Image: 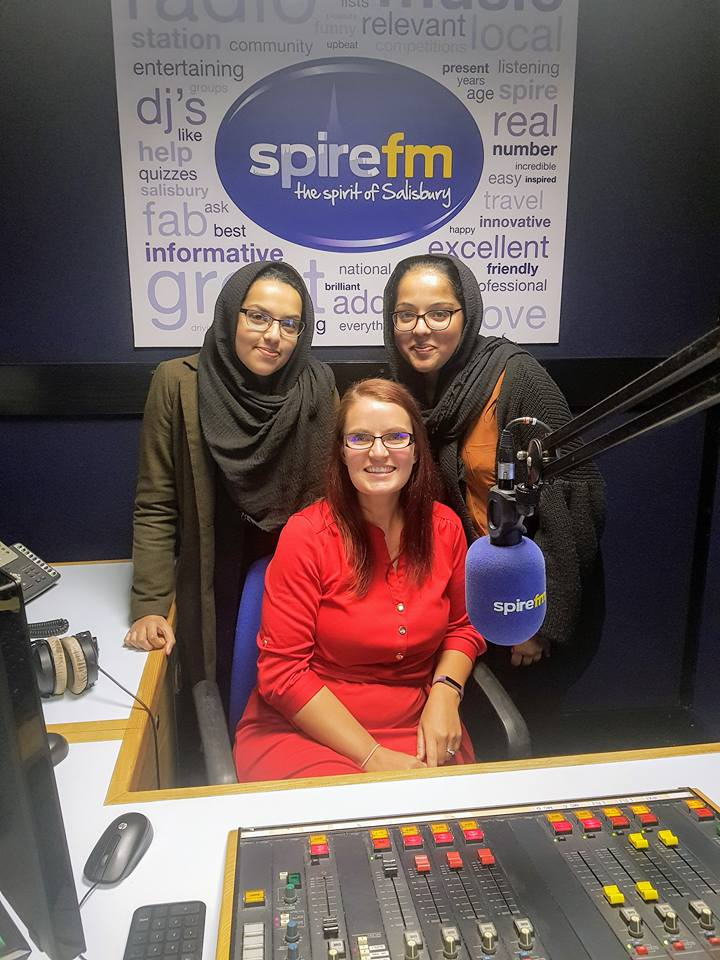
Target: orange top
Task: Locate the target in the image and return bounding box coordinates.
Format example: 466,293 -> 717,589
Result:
460,369 -> 506,536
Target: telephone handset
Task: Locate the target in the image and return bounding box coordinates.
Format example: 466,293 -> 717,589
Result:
0,542 -> 61,603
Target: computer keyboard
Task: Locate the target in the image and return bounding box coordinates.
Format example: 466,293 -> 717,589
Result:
123,901 -> 205,959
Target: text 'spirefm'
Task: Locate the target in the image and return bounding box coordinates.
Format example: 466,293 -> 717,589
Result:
494,591 -> 547,615
249,131 -> 453,196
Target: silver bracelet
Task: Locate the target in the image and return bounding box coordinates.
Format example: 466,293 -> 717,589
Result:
360,742 -> 381,768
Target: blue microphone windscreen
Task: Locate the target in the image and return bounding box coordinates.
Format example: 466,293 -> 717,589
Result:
465,536 -> 546,646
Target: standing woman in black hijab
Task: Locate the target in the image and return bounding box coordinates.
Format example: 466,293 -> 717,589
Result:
124,261 -> 336,707
383,255 -> 605,709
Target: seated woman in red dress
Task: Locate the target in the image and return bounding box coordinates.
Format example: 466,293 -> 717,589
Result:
233,378 -> 486,781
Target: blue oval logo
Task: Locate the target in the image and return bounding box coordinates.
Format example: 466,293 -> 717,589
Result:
215,58 -> 484,253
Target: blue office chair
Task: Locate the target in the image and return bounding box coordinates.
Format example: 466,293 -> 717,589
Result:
227,555 -> 271,734
194,555 -> 531,785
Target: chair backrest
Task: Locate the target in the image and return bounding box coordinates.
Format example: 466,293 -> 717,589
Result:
228,555 -> 272,733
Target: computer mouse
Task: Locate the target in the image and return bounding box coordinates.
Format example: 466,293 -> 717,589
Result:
83,812 -> 153,884
47,732 -> 69,766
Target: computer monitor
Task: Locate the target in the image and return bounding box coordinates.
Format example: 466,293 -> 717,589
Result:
0,569 -> 86,959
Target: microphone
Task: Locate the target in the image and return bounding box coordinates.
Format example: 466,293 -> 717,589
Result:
465,417 -> 549,646
465,532 -> 546,647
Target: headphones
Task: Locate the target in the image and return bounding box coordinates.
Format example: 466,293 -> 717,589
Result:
32,631 -> 99,697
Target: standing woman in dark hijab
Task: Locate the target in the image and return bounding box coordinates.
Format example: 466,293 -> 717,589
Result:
124,261 -> 336,706
383,254 -> 605,696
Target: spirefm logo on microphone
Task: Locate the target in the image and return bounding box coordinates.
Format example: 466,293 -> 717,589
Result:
215,57 -> 483,252
493,591 -> 547,616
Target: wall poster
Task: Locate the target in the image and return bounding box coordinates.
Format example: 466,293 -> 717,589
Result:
111,0 -> 578,347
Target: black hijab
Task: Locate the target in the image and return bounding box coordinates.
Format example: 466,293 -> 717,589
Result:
383,254 -> 527,540
198,261 -> 336,532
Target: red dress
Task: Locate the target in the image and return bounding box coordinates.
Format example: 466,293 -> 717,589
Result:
233,500 -> 485,781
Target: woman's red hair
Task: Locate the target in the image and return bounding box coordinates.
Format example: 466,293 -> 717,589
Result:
326,379 -> 439,595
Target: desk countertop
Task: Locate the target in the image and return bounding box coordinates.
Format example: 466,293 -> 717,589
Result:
54,740 -> 720,960
31,561 -> 147,727
11,562 -> 720,959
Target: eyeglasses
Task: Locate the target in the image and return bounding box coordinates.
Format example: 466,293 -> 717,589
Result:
239,308 -> 305,339
343,431 -> 415,451
392,307 -> 462,332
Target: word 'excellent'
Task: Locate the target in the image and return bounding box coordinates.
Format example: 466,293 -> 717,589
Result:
250,132 -> 452,189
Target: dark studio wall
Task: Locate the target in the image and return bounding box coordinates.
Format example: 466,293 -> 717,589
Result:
0,0 -> 718,723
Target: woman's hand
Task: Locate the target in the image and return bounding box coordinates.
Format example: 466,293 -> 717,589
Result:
123,615 -> 175,655
510,635 -> 550,667
364,746 -> 427,773
416,683 -> 463,767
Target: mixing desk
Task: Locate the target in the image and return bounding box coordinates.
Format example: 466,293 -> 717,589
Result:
223,789 -> 720,960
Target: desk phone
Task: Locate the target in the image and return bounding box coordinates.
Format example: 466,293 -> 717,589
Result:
0,542 -> 61,603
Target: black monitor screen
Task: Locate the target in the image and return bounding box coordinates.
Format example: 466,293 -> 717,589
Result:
0,569 -> 86,959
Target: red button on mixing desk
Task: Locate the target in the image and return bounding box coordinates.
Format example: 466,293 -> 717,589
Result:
610,816 -> 630,830
310,843 -> 329,858
372,837 -> 391,852
694,807 -> 715,821
446,852 -> 463,870
634,947 -> 648,957
580,818 -> 602,832
433,832 -> 453,846
552,821 -> 573,835
414,855 -> 431,874
476,848 -> 495,866
671,942 -> 686,951
707,936 -> 720,945
462,828 -> 484,843
639,813 -> 658,827
403,834 -> 423,849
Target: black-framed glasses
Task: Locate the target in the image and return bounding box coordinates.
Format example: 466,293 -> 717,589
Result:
391,307 -> 462,332
239,308 -> 305,339
344,431 -> 415,451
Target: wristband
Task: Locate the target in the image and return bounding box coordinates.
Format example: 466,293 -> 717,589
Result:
432,675 -> 464,701
360,743 -> 380,769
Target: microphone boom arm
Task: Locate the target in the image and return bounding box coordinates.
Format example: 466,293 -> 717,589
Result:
487,325 -> 720,544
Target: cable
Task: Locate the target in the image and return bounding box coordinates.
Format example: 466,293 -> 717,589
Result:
97,664 -> 161,790
78,882 -> 99,910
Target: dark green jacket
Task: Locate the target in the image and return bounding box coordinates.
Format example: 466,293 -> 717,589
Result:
130,355 -> 218,684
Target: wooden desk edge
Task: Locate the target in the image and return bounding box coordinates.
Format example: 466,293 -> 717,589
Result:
105,740 -> 720,805
47,720 -> 127,743
216,831 -> 238,960
105,649 -> 170,802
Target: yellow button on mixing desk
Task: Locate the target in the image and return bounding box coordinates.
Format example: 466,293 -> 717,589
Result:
602,807 -> 623,818
635,882 -> 659,902
400,826 -> 420,836
430,823 -> 450,834
628,833 -> 649,850
574,810 -> 594,821
458,820 -> 479,831
309,834 -> 328,845
545,813 -> 565,823
243,890 -> 266,906
685,799 -> 704,809
370,829 -> 389,840
603,885 -> 625,906
630,804 -> 650,815
658,830 -> 678,847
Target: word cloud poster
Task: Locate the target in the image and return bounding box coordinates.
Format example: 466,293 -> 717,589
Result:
111,0 -> 578,346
